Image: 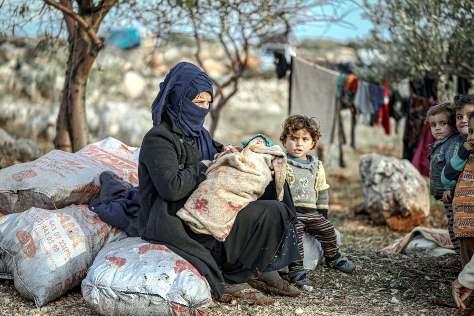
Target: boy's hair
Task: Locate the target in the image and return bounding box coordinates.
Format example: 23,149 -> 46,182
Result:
280,114 -> 321,147
453,95 -> 474,111
425,102 -> 455,127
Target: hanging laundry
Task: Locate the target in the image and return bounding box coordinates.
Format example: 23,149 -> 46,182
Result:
290,57 -> 338,144
346,74 -> 359,95
339,73 -> 358,109
410,78 -> 438,100
378,82 -> 391,135
403,95 -> 432,161
411,123 -> 433,177
368,83 -> 384,113
336,73 -> 347,100
354,81 -> 372,114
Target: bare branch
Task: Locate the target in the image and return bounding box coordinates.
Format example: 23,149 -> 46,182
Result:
59,0 -> 74,36
214,79 -> 239,113
189,6 -> 205,71
90,0 -> 118,31
43,0 -> 102,47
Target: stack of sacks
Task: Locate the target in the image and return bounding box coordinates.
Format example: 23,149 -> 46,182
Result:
0,205 -> 126,306
0,137 -> 139,214
0,137 -> 213,314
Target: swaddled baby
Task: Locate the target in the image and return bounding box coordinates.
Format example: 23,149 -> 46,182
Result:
176,134 -> 287,241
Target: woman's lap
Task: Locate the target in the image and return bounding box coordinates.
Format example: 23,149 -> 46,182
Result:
211,200 -> 294,283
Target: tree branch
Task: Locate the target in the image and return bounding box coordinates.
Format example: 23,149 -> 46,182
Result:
214,79 -> 239,113
59,0 -> 75,36
189,6 -> 205,71
43,0 -> 102,47
91,0 -> 118,31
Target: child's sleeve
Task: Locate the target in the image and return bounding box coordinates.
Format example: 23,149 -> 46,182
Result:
441,143 -> 470,189
315,162 -> 330,215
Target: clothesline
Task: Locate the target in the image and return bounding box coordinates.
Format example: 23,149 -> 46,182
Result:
293,56 -> 340,77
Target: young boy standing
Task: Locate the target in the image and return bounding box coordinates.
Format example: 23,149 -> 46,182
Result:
280,115 -> 354,289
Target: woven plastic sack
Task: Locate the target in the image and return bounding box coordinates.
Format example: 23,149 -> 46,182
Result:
0,204 -> 126,306
82,237 -> 212,316
0,137 -> 139,213
303,229 -> 342,270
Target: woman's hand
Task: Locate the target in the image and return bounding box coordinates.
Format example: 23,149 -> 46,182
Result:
442,190 -> 452,204
214,144 -> 241,159
201,160 -> 212,168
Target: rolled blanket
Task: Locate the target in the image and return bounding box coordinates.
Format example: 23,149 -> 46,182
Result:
176,143 -> 287,241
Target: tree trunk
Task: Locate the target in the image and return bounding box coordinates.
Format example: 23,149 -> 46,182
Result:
54,29 -> 99,152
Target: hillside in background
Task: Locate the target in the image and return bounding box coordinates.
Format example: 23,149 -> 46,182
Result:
0,36 -> 357,150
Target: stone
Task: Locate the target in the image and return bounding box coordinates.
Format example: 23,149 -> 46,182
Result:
13,138 -> 42,161
0,128 -> 14,146
390,297 -> 400,304
122,71 -> 146,99
359,153 -> 430,232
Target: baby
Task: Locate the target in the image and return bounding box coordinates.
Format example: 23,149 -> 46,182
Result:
177,134 -> 287,241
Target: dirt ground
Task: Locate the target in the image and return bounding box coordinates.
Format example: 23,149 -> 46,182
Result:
0,124 -> 462,316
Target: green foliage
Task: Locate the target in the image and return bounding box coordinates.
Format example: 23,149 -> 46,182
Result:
361,0 -> 474,82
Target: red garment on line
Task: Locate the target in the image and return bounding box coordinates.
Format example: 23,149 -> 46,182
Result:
377,82 -> 391,135
411,123 -> 433,177
345,74 -> 358,94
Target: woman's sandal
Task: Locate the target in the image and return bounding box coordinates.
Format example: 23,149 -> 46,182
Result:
218,283 -> 274,305
247,277 -> 301,297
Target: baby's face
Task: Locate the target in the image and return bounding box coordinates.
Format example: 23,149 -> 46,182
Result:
248,137 -> 266,146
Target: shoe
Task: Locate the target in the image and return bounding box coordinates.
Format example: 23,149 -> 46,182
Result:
217,283 -> 274,305
326,254 -> 354,273
284,270 -> 314,292
247,276 -> 301,297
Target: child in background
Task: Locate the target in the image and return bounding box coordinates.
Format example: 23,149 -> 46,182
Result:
441,96 -> 474,254
427,102 -> 457,201
452,111 -> 474,265
442,95 -> 474,191
280,115 -> 354,290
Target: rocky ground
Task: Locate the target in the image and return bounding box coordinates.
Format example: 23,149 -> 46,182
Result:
0,132 -> 461,316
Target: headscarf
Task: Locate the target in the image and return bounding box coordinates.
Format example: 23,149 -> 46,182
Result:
151,62 -> 217,160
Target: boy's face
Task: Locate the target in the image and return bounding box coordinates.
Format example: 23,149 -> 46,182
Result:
467,117 -> 474,148
428,112 -> 452,141
455,104 -> 474,136
284,128 -> 315,159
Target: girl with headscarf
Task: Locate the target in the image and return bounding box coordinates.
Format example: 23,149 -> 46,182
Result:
131,62 -> 301,304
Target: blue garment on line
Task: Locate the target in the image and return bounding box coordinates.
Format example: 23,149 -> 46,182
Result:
368,83 -> 384,112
